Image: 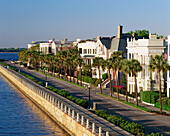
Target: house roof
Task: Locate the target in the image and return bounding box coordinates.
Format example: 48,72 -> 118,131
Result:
99,34 -> 133,52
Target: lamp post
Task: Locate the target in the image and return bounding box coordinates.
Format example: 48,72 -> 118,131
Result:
88,84 -> 91,109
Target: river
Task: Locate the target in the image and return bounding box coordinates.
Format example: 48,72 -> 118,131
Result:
0,52 -> 69,136
0,52 -> 19,61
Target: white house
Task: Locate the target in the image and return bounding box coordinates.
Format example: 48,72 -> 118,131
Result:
78,40 -> 97,65
40,39 -> 74,55
126,33 -> 166,93
40,40 -> 53,54
78,25 -> 133,82
27,41 -> 42,49
167,35 -> 170,97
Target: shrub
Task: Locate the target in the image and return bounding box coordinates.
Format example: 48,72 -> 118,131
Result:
102,73 -> 108,81
95,110 -> 109,119
78,75 -> 98,84
161,97 -> 170,106
154,102 -> 170,112
140,91 -> 159,104
147,133 -> 165,136
89,78 -> 97,84
83,76 -> 89,83
67,95 -> 77,102
53,89 -> 59,93
46,86 -> 55,90
37,81 -> 45,86
95,109 -> 145,135
75,99 -> 88,108
94,79 -> 100,86
58,89 -> 70,97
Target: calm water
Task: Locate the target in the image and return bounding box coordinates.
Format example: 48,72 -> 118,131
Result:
0,52 -> 19,61
0,75 -> 69,136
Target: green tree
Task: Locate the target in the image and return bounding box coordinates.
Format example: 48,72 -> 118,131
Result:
64,57 -> 72,81
158,35 -> 163,39
39,54 -> 46,69
110,51 -> 123,99
57,50 -> 67,80
82,64 -> 92,77
119,59 -> 132,102
18,50 -> 27,62
148,55 -> 169,113
92,57 -> 104,94
102,59 -> 112,96
129,59 -> 142,106
30,51 -> 40,70
75,57 -> 84,85
127,30 -> 149,38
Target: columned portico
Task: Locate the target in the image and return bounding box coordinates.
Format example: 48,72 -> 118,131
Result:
127,33 -> 166,93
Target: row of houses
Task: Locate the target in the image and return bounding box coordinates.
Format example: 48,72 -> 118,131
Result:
27,25 -> 170,97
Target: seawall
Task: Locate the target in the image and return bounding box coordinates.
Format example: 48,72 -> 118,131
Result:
0,65 -> 133,136
0,65 -> 100,136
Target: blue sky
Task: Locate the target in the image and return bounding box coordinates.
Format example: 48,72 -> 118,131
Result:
0,0 -> 170,48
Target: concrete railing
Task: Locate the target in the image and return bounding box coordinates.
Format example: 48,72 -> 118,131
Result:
0,65 -> 110,136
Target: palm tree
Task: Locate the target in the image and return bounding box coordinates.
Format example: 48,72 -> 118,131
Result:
26,50 -> 32,67
69,48 -> 79,82
30,51 -> 40,70
102,59 -> 112,96
47,53 -> 55,73
110,51 -> 123,99
39,54 -> 46,71
59,50 -> 67,80
148,55 -> 169,113
64,58 -> 72,81
18,50 -> 27,62
92,57 -> 104,94
75,57 -> 84,85
129,59 -> 142,106
119,59 -> 131,102
52,56 -> 59,76
82,64 -> 92,77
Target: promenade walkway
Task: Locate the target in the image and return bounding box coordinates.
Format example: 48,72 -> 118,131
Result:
7,62 -> 170,135
1,64 -> 133,136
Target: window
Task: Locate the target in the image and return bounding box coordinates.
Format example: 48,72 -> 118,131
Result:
83,49 -> 87,54
129,54 -> 131,59
169,71 -> 170,78
88,49 -> 89,54
45,47 -> 47,53
93,49 -> 96,54
79,48 -> 82,54
132,54 -> 134,59
88,49 -> 91,54
49,47 -> 52,53
95,49 -> 97,54
88,59 -> 91,65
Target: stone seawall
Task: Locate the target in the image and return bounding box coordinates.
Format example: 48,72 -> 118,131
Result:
0,65 -> 100,136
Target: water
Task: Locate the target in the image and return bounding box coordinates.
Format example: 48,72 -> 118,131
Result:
0,75 -> 69,136
0,52 -> 19,61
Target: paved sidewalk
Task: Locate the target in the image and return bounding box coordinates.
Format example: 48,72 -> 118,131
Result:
102,88 -> 170,115
7,62 -> 170,135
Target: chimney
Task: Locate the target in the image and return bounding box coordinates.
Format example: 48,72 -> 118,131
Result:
117,25 -> 123,39
52,38 -> 55,41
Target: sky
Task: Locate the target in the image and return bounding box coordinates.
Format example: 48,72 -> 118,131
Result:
0,0 -> 170,48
